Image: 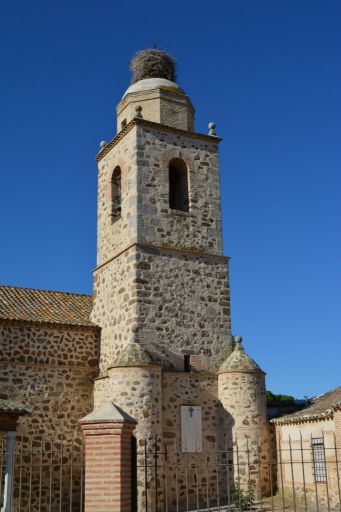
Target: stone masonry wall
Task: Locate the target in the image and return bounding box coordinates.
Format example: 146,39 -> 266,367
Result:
135,124 -> 223,255
96,126 -> 138,266
0,320 -> 99,510
135,245 -> 231,372
96,122 -> 223,268
218,371 -> 269,496
0,320 -> 99,438
92,245 -> 231,374
91,245 -> 138,373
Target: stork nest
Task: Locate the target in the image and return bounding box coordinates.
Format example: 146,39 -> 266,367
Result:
130,49 -> 176,84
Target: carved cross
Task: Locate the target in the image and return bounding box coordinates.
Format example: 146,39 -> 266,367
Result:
188,406 -> 194,417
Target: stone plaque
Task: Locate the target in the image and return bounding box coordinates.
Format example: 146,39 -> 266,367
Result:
181,405 -> 202,453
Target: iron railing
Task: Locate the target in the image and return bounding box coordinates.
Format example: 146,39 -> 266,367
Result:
0,433 -> 84,512
135,433 -> 341,512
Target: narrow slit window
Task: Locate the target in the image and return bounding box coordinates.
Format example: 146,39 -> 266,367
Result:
312,437 -> 327,482
184,355 -> 191,372
169,158 -> 189,212
111,166 -> 121,222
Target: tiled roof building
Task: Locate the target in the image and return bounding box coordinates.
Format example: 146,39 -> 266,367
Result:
0,285 -> 94,327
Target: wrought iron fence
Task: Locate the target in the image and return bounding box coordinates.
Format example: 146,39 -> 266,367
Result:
135,433 -> 341,512
0,433 -> 84,512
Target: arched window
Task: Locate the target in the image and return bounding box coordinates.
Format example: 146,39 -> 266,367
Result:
169,158 -> 189,212
111,166 -> 121,222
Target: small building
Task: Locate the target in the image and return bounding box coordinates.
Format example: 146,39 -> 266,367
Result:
271,386 -> 341,510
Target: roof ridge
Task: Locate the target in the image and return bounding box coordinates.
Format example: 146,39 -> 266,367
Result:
0,284 -> 92,298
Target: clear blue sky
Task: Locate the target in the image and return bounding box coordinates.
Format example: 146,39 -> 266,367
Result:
1,1 -> 340,398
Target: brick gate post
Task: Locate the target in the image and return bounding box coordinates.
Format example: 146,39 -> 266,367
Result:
80,402 -> 137,512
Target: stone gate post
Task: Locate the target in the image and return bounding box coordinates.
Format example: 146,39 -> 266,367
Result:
80,402 -> 137,512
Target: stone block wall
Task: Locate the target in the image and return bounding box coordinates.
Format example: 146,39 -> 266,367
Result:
0,320 -> 99,439
218,370 -> 269,496
134,123 -> 223,255
96,126 -> 138,266
0,320 -> 99,510
96,121 -> 224,269
92,244 -> 231,374
91,246 -> 138,373
134,245 -> 231,372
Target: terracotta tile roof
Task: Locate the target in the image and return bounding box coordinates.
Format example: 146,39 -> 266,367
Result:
0,398 -> 32,414
271,386 -> 341,424
0,285 -> 95,327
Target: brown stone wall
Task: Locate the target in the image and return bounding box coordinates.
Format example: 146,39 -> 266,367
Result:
161,372 -> 230,511
94,366 -> 162,443
135,124 -> 223,255
218,370 -> 269,496
0,320 -> 99,438
91,246 -> 138,373
135,246 -> 231,372
94,365 -> 162,511
96,126 -> 138,266
96,123 -> 223,270
0,320 -> 99,510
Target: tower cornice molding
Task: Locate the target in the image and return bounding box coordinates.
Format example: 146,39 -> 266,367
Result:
92,242 -> 229,274
96,118 -> 222,163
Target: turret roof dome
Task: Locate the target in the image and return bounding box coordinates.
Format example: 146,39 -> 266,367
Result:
218,336 -> 265,374
122,78 -> 183,99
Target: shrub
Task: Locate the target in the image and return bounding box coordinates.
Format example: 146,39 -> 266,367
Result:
230,481 -> 255,511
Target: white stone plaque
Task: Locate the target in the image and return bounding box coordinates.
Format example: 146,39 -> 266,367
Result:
181,405 -> 202,453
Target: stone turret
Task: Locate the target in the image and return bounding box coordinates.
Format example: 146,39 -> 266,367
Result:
218,336 -> 269,496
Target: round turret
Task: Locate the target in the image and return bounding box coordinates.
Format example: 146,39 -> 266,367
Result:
218,336 -> 269,496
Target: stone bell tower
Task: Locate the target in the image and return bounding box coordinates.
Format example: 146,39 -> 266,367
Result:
91,48 -> 232,445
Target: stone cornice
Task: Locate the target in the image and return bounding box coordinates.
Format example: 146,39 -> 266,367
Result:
0,317 -> 99,331
92,242 -> 229,273
96,118 -> 222,162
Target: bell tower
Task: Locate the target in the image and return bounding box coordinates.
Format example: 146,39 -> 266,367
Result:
92,48 -> 232,437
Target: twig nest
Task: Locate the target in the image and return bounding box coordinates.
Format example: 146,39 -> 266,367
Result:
130,48 -> 176,84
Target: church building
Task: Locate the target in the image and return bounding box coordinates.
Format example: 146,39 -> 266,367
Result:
0,49 -> 269,511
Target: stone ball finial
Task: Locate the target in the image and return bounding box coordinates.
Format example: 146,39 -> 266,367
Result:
208,122 -> 216,136
234,336 -> 243,351
130,48 -> 176,84
135,105 -> 143,118
99,140 -> 107,151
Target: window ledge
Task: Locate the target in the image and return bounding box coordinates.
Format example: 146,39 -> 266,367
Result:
168,209 -> 190,216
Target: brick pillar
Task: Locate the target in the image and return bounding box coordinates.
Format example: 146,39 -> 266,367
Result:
80,402 -> 137,512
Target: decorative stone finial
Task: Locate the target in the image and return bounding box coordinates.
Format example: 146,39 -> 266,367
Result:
130,48 -> 176,84
234,336 -> 243,351
99,140 -> 107,151
135,105 -> 143,118
208,122 -> 216,136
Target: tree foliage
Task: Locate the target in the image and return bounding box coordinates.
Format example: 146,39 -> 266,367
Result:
266,390 -> 295,402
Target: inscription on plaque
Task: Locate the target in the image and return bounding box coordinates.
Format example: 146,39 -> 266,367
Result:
181,405 -> 202,453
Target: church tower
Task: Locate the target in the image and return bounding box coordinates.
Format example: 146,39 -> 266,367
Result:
89,49 -> 271,511
92,48 -> 232,455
